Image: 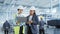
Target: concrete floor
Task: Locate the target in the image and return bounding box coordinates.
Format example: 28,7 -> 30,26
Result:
0,26 -> 60,34
0,27 -> 53,34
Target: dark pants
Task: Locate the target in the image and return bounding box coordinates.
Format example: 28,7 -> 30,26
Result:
4,30 -> 8,34
27,26 -> 32,34
39,29 -> 45,34
19,26 -> 23,34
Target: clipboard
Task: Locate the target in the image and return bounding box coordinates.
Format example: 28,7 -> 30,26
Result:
16,17 -> 27,22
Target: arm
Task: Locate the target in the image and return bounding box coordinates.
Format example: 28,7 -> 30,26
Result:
8,23 -> 10,28
3,23 -> 5,29
26,16 -> 29,26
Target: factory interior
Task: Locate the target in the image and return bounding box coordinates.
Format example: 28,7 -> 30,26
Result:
0,0 -> 60,34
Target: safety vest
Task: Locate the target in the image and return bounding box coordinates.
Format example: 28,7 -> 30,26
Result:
13,14 -> 25,34
14,26 -> 20,34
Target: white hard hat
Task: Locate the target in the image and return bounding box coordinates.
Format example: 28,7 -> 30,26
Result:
5,18 -> 8,21
18,6 -> 24,9
30,6 -> 36,10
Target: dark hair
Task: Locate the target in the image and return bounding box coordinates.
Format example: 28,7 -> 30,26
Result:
17,9 -> 20,11
33,10 -> 36,15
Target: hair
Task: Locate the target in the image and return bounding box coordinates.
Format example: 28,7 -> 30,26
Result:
17,9 -> 20,11
33,10 -> 36,15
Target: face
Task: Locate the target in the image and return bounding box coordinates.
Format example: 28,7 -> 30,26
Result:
30,10 -> 35,15
18,9 -> 23,14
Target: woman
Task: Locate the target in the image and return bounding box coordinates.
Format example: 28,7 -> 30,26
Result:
26,6 -> 39,34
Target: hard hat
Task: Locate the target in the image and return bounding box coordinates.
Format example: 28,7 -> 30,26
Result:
40,16 -> 43,19
18,6 -> 24,9
30,6 -> 36,10
5,18 -> 8,21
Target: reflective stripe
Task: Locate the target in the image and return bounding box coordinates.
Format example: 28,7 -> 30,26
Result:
23,26 -> 25,34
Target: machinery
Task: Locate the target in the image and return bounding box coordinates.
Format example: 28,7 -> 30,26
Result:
47,19 -> 60,28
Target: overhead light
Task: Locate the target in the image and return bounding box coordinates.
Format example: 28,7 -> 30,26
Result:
46,9 -> 50,13
52,0 -> 57,2
51,8 -> 57,14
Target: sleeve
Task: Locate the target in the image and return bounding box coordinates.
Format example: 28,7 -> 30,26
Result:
13,14 -> 17,25
14,14 -> 18,23
8,23 -> 10,28
26,16 -> 28,25
3,23 -> 5,29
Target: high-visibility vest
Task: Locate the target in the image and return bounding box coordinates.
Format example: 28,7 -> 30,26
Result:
14,26 -> 20,34
13,14 -> 25,34
23,26 -> 25,34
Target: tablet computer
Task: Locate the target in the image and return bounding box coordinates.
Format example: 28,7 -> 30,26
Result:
16,17 -> 27,22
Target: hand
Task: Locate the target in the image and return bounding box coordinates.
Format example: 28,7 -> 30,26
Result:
30,21 -> 33,23
16,21 -> 20,24
27,21 -> 31,24
27,21 -> 33,24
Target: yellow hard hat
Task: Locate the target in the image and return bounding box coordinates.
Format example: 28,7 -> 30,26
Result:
40,16 -> 43,19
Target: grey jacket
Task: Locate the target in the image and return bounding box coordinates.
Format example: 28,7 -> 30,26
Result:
3,21 -> 10,30
39,20 -> 45,29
